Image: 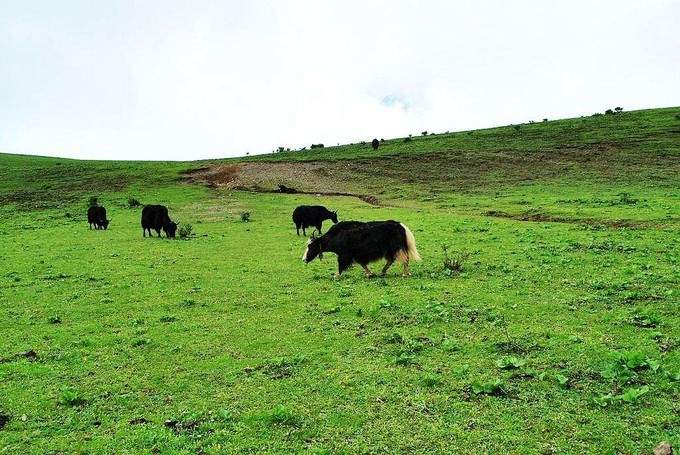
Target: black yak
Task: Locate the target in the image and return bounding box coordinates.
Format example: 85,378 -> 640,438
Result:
371,138 -> 379,150
141,205 -> 177,238
292,205 -> 338,236
302,220 -> 421,278
87,206 -> 109,230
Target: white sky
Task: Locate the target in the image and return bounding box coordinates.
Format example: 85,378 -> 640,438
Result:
1,0 -> 679,160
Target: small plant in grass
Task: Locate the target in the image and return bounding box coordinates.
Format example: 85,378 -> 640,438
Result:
59,387 -> 86,407
593,385 -> 649,408
178,224 -> 193,239
48,315 -> 62,324
442,245 -> 469,276
240,212 -> 251,222
394,352 -> 416,366
471,379 -> 504,396
159,315 -> 177,323
268,405 -> 300,426
629,310 -> 660,328
127,197 -> 141,208
496,356 -> 526,370
421,373 -> 442,388
616,192 -> 638,205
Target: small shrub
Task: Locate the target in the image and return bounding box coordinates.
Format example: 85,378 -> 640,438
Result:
310,143 -> 324,149
542,118 -> 548,122
268,405 -> 300,426
442,245 -> 469,275
593,385 -> 649,407
159,315 -> 177,323
178,224 -> 193,239
421,373 -> 442,388
240,212 -> 251,222
614,106 -> 623,113
127,197 -> 141,208
629,310 -> 660,328
605,109 -> 614,115
496,356 -> 526,370
616,192 -> 638,205
403,137 -> 412,143
48,315 -> 62,324
88,196 -> 98,207
471,379 -> 504,396
59,387 -> 86,407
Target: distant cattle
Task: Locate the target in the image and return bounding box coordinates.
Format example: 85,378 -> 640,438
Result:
371,138 -> 379,150
302,220 -> 421,278
141,205 -> 177,238
87,206 -> 109,230
292,205 -> 338,236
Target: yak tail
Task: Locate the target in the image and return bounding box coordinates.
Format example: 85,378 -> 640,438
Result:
398,223 -> 421,262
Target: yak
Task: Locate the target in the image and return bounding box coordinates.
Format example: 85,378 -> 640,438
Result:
141,205 -> 177,238
371,138 -> 379,150
302,220 -> 421,278
292,205 -> 338,236
87,206 -> 109,230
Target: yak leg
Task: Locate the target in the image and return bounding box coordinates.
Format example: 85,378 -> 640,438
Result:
402,258 -> 411,277
302,226 -> 306,236
381,259 -> 394,277
336,256 -> 353,279
316,224 -> 323,235
361,264 -> 375,278
296,225 -> 300,236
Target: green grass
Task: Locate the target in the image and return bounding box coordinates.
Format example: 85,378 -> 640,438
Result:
0,107 -> 679,453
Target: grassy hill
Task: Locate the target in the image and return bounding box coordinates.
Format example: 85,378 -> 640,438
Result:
0,107 -> 679,453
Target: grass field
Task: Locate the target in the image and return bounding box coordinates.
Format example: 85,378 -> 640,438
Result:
1,108 -> 679,453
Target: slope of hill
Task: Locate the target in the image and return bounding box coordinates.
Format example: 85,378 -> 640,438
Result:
0,107 -> 678,453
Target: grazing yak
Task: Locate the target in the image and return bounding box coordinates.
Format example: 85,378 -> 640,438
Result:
303,220 -> 421,278
371,138 -> 380,150
87,206 -> 109,230
141,205 -> 177,238
292,205 -> 338,236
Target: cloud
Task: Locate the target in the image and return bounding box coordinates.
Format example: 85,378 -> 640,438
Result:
1,0 -> 679,160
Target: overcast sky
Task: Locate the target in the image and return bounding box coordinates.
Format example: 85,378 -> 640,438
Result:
1,1 -> 679,160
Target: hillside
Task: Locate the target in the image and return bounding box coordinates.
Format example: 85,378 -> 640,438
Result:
0,107 -> 679,453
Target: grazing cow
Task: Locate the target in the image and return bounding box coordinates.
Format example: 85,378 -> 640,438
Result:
302,220 -> 421,278
292,205 -> 338,236
371,138 -> 379,150
87,206 -> 110,230
141,205 -> 177,238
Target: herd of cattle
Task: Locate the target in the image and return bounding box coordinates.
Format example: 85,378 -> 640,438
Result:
87,203 -> 420,278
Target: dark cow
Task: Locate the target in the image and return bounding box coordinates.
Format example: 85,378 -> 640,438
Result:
292,205 -> 338,236
141,205 -> 177,238
87,206 -> 109,230
302,220 -> 421,278
371,138 -> 379,150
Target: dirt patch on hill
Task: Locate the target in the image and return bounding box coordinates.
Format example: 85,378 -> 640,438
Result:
484,210 -> 672,229
183,162 -> 384,205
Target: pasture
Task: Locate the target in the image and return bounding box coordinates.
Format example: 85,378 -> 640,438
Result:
1,108 -> 679,453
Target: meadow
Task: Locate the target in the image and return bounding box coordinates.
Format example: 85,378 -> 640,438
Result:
0,108 -> 679,453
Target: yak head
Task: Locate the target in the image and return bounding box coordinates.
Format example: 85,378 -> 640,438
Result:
303,234 -> 324,263
329,210 -> 338,224
101,219 -> 110,230
164,221 -> 178,238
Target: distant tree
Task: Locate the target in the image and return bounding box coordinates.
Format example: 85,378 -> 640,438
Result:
614,106 -> 623,113
605,109 -> 614,115
421,131 -> 428,136
542,118 -> 548,122
277,146 -> 285,153
371,138 -> 379,150
380,138 -> 385,142
310,144 -> 324,149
